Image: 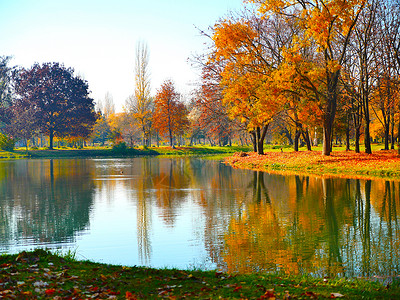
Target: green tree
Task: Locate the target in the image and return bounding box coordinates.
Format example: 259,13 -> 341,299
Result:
90,114 -> 111,146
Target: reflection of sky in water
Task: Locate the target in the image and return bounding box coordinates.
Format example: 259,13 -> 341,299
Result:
0,158 -> 400,277
74,184 -> 212,270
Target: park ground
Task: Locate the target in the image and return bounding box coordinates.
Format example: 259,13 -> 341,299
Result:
225,146 -> 400,181
1,249 -> 399,299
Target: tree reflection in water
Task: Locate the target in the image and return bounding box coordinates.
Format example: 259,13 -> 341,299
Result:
220,171 -> 400,277
0,159 -> 95,251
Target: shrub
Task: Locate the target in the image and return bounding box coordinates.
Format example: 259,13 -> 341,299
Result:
0,133 -> 15,151
112,141 -> 127,154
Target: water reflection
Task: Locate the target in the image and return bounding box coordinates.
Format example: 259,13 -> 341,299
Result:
0,157 -> 399,277
0,159 -> 95,250
221,174 -> 400,277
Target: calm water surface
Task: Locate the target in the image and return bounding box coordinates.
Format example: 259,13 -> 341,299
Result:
0,157 -> 399,277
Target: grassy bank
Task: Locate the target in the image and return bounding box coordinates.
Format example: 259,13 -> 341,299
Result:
13,145 -> 250,159
0,150 -> 29,159
225,149 -> 400,180
1,250 -> 399,299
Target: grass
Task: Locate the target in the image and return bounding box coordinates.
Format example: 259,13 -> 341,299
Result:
226,147 -> 400,180
0,149 -> 29,159
1,249 -> 399,299
13,145 -> 251,159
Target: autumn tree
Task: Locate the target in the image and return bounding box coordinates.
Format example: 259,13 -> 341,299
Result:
249,0 -> 365,155
370,0 -> 400,150
153,80 -> 189,147
210,14 -> 288,154
341,54 -> 364,153
349,0 -> 380,154
118,112 -> 141,147
382,1 -> 400,153
193,60 -> 242,147
13,62 -> 97,149
125,41 -> 153,147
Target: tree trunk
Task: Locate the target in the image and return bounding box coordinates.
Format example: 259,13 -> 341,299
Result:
169,128 -> 173,147
322,67 -> 339,156
256,125 -> 268,155
322,126 -> 333,156
49,129 -> 54,150
250,131 -> 257,152
294,129 -> 301,152
302,129 -> 312,151
364,119 -> 372,154
391,117 -> 395,150
384,122 -> 390,150
354,126 -> 360,153
398,118 -> 400,155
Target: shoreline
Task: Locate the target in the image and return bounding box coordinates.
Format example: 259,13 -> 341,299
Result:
225,150 -> 400,181
10,146 -> 250,159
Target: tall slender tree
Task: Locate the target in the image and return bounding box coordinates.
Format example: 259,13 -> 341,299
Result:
97,92 -> 115,119
126,41 -> 153,146
0,56 -> 14,128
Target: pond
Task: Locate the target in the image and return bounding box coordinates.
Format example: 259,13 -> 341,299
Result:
0,157 -> 399,277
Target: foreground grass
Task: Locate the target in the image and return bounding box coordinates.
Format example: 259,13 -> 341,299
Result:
14,145 -> 250,159
226,149 -> 400,180
1,250 -> 399,299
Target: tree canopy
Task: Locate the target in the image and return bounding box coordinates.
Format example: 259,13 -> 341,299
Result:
153,80 -> 189,147
12,62 -> 97,149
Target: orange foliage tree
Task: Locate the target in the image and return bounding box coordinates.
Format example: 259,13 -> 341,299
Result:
249,0 -> 366,155
210,15 -> 287,154
153,80 -> 189,147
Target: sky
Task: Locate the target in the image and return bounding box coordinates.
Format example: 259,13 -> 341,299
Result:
0,0 -> 247,112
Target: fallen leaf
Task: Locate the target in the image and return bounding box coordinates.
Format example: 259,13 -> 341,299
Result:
45,288 -> 56,295
331,292 -> 344,298
301,291 -> 318,298
233,286 -> 242,292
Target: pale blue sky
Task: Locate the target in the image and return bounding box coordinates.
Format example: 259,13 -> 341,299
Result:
0,0 -> 246,111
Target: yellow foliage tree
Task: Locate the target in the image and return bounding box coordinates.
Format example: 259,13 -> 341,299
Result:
249,0 -> 366,155
211,16 -> 285,154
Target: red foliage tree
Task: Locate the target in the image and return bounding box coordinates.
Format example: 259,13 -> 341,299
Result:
153,80 -> 189,147
194,61 -> 241,146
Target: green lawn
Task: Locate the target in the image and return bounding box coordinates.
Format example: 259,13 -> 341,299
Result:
12,145 -> 251,158
1,250 -> 399,299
